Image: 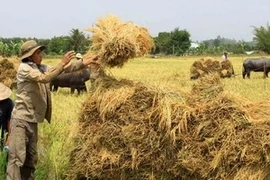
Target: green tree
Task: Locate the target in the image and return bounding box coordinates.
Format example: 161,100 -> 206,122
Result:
48,36 -> 70,55
9,41 -> 21,56
0,40 -> 22,57
68,29 -> 90,54
213,35 -> 222,47
153,32 -> 171,54
38,39 -> 50,54
153,28 -> 191,55
194,43 -> 206,55
253,23 -> 270,54
170,28 -> 191,55
0,41 -> 10,57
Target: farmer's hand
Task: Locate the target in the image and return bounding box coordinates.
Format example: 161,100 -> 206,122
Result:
61,51 -> 75,66
83,54 -> 100,66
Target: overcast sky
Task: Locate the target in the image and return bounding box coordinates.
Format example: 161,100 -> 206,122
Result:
1,0 -> 269,42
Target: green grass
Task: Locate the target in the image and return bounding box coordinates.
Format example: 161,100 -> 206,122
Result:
0,150 -> 8,179
0,129 -> 8,179
2,55 -> 270,179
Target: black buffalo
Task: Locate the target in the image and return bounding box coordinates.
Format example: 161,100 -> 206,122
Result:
50,68 -> 90,94
242,58 -> 270,78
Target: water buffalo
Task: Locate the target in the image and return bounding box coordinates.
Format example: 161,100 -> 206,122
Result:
50,68 -> 90,94
242,58 -> 270,78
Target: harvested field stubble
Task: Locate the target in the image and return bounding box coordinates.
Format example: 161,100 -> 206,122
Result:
67,73 -> 270,180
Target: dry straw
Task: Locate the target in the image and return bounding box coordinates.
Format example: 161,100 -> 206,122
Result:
190,58 -> 235,79
0,58 -> 17,88
67,74 -> 270,180
85,15 -> 154,68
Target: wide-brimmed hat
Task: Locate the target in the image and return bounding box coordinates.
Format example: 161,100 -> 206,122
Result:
20,40 -> 46,61
0,83 -> 12,100
75,53 -> 83,59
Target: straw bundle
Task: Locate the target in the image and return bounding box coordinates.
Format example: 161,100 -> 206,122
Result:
85,15 -> 154,68
220,60 -> 234,78
190,60 -> 204,79
190,58 -> 235,79
0,58 -> 17,88
134,26 -> 154,56
188,73 -> 224,104
67,74 -> 270,180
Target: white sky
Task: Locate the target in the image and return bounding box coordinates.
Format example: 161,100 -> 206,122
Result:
1,0 -> 269,42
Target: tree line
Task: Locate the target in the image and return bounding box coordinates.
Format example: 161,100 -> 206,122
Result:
0,29 -> 90,57
1,23 -> 270,57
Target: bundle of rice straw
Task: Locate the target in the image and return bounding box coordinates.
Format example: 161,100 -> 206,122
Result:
0,58 -> 17,88
85,15 -> 154,68
67,74 -> 270,180
190,58 -> 219,79
190,58 -> 234,79
220,60 -> 234,78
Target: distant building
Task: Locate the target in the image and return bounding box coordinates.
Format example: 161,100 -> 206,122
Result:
186,42 -> 201,56
245,50 -> 255,55
190,42 -> 200,48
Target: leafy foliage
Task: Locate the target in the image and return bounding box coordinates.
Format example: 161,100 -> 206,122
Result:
0,29 -> 90,57
201,36 -> 255,55
153,28 -> 191,55
0,39 -> 23,57
253,23 -> 270,54
0,25 -> 263,57
48,36 -> 70,55
68,29 -> 91,54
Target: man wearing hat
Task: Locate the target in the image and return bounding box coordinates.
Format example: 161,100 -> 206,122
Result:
6,40 -> 99,180
74,52 -> 88,92
0,83 -> 13,150
75,53 -> 83,61
221,52 -> 228,61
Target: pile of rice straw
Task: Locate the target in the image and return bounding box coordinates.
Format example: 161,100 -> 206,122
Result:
190,58 -> 234,79
85,15 -> 154,68
0,58 -> 17,88
67,74 -> 270,180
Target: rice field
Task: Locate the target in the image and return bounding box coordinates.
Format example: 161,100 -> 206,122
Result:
45,55 -> 270,102
1,55 -> 270,179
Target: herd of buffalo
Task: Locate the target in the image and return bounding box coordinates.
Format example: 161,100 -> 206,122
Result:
50,57 -> 270,94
